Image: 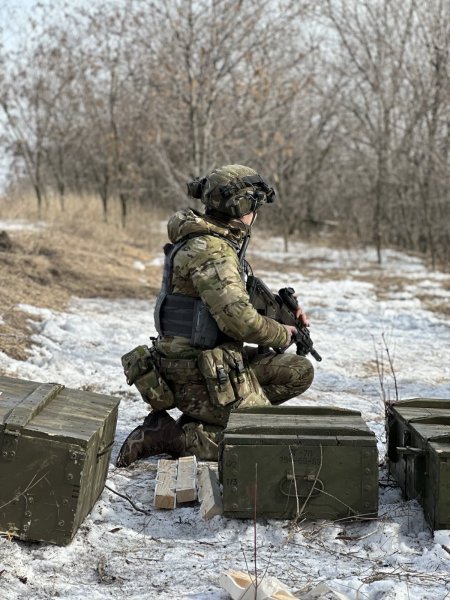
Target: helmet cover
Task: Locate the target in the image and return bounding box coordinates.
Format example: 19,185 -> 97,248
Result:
186,164 -> 275,218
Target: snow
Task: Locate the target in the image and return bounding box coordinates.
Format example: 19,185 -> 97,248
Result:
132,260 -> 146,271
1,236 -> 450,599
0,219 -> 47,232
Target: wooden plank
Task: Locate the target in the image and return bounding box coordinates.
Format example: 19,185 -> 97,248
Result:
175,456 -> 198,503
154,459 -> 177,509
198,466 -> 223,519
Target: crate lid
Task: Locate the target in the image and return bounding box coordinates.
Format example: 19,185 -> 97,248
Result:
390,401 -> 450,431
224,406 -> 375,442
391,398 -> 450,410
0,375 -> 119,443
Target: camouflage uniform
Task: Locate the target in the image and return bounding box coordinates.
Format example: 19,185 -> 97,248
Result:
117,164 -> 314,466
154,208 -> 314,459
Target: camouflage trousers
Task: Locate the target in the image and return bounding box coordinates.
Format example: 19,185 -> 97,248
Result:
159,346 -> 314,461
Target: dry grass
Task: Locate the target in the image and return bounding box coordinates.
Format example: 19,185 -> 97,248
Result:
0,192 -> 168,359
2,190 -> 449,361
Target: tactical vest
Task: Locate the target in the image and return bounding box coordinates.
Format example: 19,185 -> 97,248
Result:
154,233 -> 242,349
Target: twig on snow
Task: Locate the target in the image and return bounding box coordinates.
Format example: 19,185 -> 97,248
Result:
104,484 -> 151,516
381,331 -> 399,403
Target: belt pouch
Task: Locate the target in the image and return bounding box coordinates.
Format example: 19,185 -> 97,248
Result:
121,345 -> 175,410
197,348 -> 236,407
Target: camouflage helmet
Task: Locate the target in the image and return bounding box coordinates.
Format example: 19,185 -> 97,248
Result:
186,164 -> 275,218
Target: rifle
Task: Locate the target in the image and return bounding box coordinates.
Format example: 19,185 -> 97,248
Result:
246,275 -> 322,362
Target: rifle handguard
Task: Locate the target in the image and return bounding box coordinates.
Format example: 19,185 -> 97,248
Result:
279,287 -> 322,362
246,276 -> 322,362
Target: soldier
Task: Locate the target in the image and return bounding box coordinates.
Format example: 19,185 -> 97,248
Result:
116,164 -> 314,467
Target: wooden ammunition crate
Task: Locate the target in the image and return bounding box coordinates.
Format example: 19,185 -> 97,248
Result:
219,406 -> 378,520
0,375 -> 119,545
388,398 -> 450,530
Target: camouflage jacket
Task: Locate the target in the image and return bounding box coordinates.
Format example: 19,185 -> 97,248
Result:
154,208 -> 289,358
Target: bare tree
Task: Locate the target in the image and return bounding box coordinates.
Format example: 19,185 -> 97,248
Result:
321,0 -> 419,263
2,0 -> 449,267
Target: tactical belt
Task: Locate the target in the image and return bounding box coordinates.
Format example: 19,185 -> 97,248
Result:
159,356 -> 198,370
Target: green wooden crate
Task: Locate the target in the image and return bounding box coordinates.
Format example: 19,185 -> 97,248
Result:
387,398 -> 450,530
0,375 -> 119,545
219,406 -> 378,520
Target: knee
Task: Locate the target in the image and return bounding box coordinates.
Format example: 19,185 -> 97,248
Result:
291,355 -> 314,394
302,358 -> 314,391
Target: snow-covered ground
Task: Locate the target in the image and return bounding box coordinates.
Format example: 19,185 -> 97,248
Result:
1,236 -> 450,599
0,219 -> 47,232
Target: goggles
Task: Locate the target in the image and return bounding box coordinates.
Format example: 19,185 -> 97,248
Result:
219,175 -> 276,207
187,172 -> 276,219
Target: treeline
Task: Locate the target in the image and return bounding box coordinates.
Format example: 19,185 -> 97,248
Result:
0,0 -> 449,266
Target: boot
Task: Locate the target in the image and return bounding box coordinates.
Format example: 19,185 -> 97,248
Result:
116,410 -> 187,468
176,414 -> 223,462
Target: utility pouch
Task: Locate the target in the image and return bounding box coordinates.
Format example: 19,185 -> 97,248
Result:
121,345 -> 175,411
223,348 -> 253,401
197,348 -> 236,407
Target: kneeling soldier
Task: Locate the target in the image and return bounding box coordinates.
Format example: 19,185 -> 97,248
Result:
116,164 -> 314,467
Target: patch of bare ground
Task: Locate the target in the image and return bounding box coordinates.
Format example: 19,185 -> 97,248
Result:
417,295 -> 450,317
355,272 -> 450,319
0,194 -> 168,360
248,255 -> 347,281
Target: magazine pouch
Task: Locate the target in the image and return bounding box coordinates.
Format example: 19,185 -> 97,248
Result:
197,348 -> 236,407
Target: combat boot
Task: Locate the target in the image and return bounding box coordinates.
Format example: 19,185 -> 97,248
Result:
116,410 -> 187,468
176,414 -> 223,461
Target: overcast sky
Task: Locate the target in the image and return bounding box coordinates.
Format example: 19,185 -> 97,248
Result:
0,0 -> 95,192
0,2 -> 34,190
